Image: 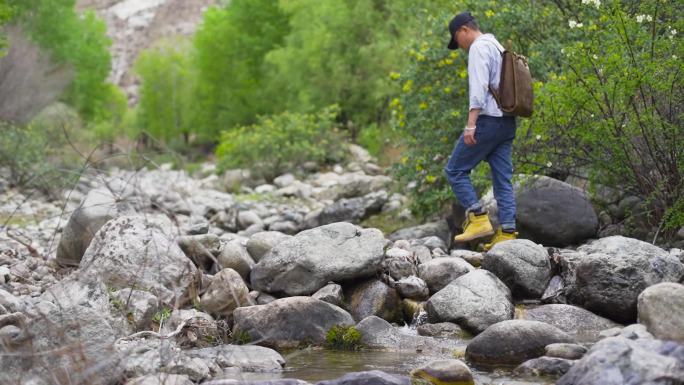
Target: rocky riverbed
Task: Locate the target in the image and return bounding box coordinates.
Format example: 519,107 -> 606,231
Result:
1,144 -> 684,385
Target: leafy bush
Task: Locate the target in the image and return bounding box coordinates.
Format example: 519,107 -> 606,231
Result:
325,325 -> 362,351
215,106 -> 347,181
518,0 -> 683,232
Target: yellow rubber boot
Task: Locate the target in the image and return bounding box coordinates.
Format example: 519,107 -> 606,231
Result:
483,228 -> 518,251
453,211 -> 494,242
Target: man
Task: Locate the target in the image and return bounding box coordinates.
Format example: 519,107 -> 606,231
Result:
444,11 -> 518,250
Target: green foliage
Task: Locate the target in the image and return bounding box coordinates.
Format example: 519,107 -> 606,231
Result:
0,0 -> 14,56
215,105 -> 347,181
325,325 -> 362,351
193,0 -> 290,139
136,39 -> 199,144
231,329 -> 252,345
152,307 -> 172,324
7,0 -> 117,122
518,0 -> 683,230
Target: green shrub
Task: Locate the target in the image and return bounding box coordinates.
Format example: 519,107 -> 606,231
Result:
325,325 -> 362,351
215,105 -> 348,181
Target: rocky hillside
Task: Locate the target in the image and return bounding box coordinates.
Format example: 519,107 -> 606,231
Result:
1,144 -> 684,384
75,0 -> 222,103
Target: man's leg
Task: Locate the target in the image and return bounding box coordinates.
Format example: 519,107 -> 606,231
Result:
444,131 -> 491,214
486,119 -> 517,231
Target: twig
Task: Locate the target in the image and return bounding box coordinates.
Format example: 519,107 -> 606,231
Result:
115,319 -> 188,344
5,230 -> 41,259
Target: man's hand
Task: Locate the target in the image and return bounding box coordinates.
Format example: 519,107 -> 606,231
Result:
464,127 -> 477,146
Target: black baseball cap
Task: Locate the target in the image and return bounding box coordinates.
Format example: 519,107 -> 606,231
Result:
447,12 -> 475,50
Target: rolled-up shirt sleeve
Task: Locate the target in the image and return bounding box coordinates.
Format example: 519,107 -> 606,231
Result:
468,44 -> 491,110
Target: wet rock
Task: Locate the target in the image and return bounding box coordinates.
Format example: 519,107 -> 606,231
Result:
251,222 -> 385,296
483,239 -> 551,298
545,343 -> 587,360
465,320 -> 575,366
516,176 -> 598,246
79,215 -> 198,305
200,268 -> 252,320
346,279 -> 402,323
417,322 -> 469,339
557,336 -> 684,385
637,282 -> 684,342
561,236 -> 684,323
217,239 -> 255,281
426,270 -> 513,334
312,283 -> 344,307
520,304 -> 619,343
410,359 -> 474,385
395,276 -> 429,301
316,370 -> 409,385
246,231 -> 292,262
232,296 -> 354,348
356,316 -> 460,354
513,357 -> 575,377
187,344 -> 285,372
418,257 -> 473,294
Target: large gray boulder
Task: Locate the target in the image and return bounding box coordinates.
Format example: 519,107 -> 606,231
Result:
251,222 -> 386,296
557,337 -> 684,385
232,297 -> 354,348
199,268 -> 253,320
345,279 -> 402,323
426,270 -> 513,334
515,176 -> 598,246
483,239 -> 551,298
57,188 -> 131,266
418,257 -> 473,294
465,320 -> 575,366
561,236 -> 684,323
79,215 -> 198,305
520,304 -> 620,342
187,344 -> 285,372
638,282 -> 684,342
246,231 -> 292,262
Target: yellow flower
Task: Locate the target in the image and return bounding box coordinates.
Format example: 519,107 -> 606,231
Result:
416,164 -> 423,171
443,87 -> 452,94
389,71 -> 401,80
419,102 -> 428,110
451,111 -> 461,118
390,98 -> 401,108
485,10 -> 495,18
458,69 -> 468,78
402,80 -> 413,93
450,51 -> 458,59
422,86 -> 433,94
426,175 -> 437,183
401,156 -> 408,164
445,59 -> 454,65
416,53 -> 427,62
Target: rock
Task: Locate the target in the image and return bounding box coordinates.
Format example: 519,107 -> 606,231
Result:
412,236 -> 447,252
210,380 -> 308,385
619,323 -> 654,340
401,298 -> 424,321
520,304 -> 620,343
410,359 -> 474,385
0,289 -> 22,313
217,239 -> 255,280
557,336 -> 684,385
385,255 -> 417,281
178,233 -> 220,270
273,173 -> 296,188
465,320 -> 575,366
417,322 -> 469,339
637,282 -> 684,342
545,343 -> 587,360
515,176 -> 598,246
251,222 -> 386,296
222,169 -> 252,191
0,265 -> 10,284
356,316 -> 460,354
161,310 -> 219,349
316,370 -> 410,385
79,215 -> 198,305
186,216 -> 210,235
232,296 -> 354,348
257,292 -> 278,305
118,339 -> 210,381
395,276 -> 429,301
312,283 -> 344,307
57,187 -> 131,266
513,357 -> 575,377
426,270 -> 513,334
418,257 -> 473,294
314,191 -> 387,226
125,374 -> 194,385
200,268 -> 252,320
541,275 -> 565,303
483,239 -> 552,298
110,288 -> 159,330
346,279 -> 402,323
450,249 -> 483,267
268,220 -> 299,235
562,236 -> 684,323
238,210 -> 263,230
246,231 -> 291,262
389,220 -> 451,247
187,344 -> 285,372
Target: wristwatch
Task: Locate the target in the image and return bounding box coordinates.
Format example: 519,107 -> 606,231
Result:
464,126 -> 476,131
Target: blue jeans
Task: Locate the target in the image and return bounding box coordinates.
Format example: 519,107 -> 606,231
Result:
444,115 -> 517,229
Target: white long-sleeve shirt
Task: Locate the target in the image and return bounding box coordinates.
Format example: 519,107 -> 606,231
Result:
467,33 -> 505,117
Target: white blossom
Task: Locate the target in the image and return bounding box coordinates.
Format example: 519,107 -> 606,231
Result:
592,54 -> 598,60
546,162 -> 553,168
673,55 -> 678,60
536,135 -> 542,141
581,0 -> 601,8
568,20 -> 582,29
636,14 -> 653,23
